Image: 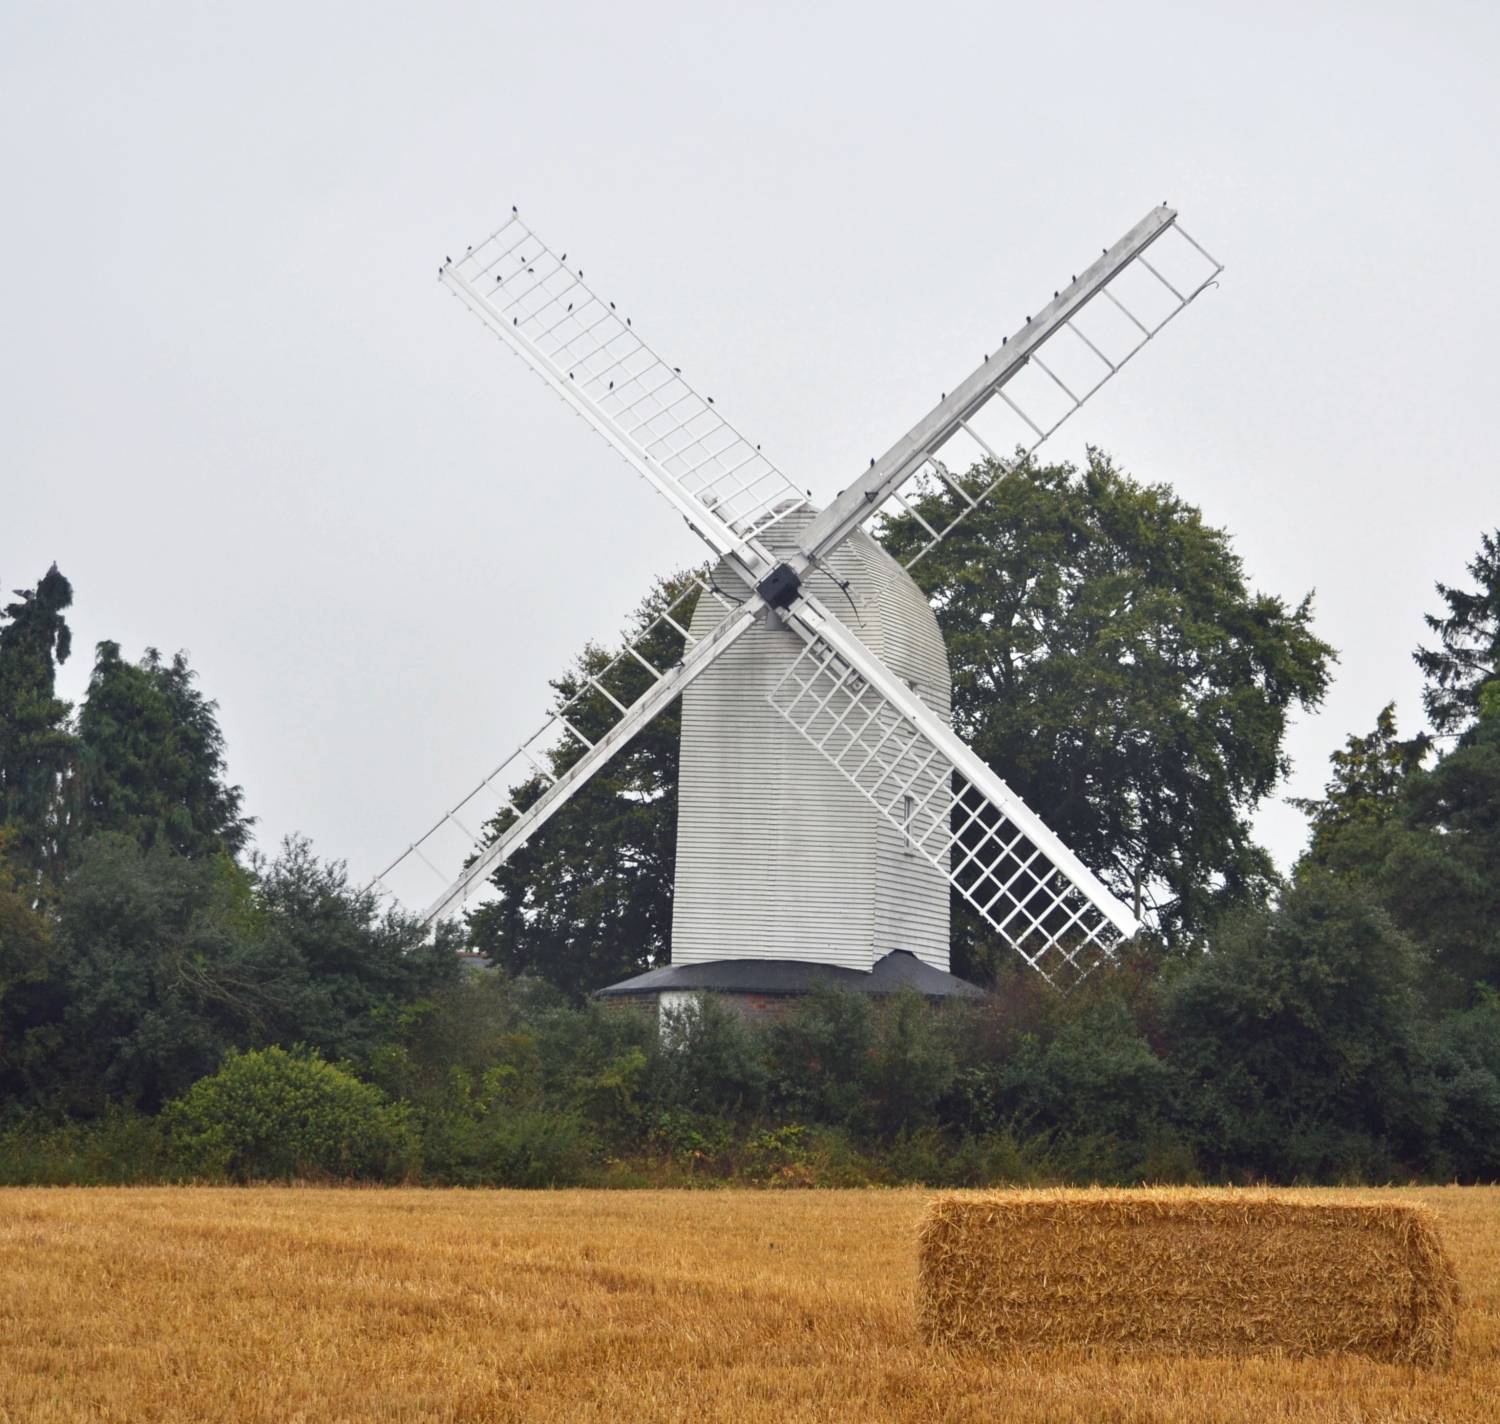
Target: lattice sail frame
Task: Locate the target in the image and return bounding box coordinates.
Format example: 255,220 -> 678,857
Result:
439,215 -> 808,560
769,610 -> 1135,988
799,213 -> 1223,571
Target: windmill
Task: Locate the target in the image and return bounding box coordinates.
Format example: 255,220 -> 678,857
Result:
374,203 -> 1222,995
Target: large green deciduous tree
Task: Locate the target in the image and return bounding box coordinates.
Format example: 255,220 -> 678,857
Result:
467,455 -> 1333,993
881,453 -> 1333,965
0,564 -> 76,884
74,642 -> 252,860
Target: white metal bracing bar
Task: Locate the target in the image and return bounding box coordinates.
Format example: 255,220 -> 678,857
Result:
795,205 -> 1223,570
769,590 -> 1139,987
438,215 -> 808,578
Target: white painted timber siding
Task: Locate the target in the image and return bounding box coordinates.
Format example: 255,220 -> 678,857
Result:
671,509 -> 953,973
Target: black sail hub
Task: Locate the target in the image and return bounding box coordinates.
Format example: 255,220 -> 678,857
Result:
755,563 -> 802,610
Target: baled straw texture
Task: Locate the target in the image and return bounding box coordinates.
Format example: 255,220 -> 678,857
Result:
918,1188 -> 1459,1367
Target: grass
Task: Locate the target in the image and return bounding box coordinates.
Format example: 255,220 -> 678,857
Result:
0,1185 -> 1497,1422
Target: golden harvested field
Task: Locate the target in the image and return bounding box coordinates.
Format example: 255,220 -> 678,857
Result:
2,1186 -> 1498,1423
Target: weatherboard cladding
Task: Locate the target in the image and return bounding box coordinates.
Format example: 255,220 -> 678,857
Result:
671,509 -> 952,973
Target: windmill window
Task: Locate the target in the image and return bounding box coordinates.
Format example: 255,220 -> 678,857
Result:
902,793 -> 915,850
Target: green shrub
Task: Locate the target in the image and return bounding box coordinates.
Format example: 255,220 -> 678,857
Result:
654,995 -> 768,1118
421,1105 -> 593,1187
0,1109 -> 172,1185
162,1046 -> 417,1182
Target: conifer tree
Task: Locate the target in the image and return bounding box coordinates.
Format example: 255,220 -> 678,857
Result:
1415,530 -> 1500,736
74,643 -> 251,860
0,564 -> 76,884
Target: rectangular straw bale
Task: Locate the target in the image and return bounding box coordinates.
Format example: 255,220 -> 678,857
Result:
918,1188 -> 1458,1367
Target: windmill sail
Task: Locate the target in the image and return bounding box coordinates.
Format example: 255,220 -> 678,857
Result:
798,206 -> 1223,570
440,215 -> 807,570
371,575 -> 744,918
769,596 -> 1138,988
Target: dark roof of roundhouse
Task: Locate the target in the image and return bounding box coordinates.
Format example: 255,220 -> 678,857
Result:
594,949 -> 983,1001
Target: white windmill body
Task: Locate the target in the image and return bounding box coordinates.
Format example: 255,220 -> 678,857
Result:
373,202 -> 1224,997
670,508 -> 953,976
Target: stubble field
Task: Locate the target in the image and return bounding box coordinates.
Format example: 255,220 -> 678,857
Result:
1,1185 -> 1497,1422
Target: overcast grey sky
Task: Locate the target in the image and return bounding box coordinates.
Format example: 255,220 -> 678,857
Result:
4,0 -> 1496,904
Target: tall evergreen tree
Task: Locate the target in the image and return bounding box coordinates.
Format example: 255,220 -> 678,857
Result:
0,565 -> 76,884
1381,682 -> 1500,1003
74,643 -> 251,860
1415,529 -> 1500,736
1291,703 -> 1431,875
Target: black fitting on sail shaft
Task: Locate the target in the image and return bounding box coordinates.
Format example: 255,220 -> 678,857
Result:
755,563 -> 802,610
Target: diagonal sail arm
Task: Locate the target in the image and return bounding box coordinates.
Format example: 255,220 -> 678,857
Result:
440,214 -> 808,573
769,593 -> 1138,988
371,580 -> 758,926
796,205 -> 1223,571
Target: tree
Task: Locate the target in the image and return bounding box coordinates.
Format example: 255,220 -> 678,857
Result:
1290,702 -> 1430,875
1427,990 -> 1500,1180
4,833 -> 459,1115
0,564 -> 76,884
466,574 -> 701,996
1415,529 -> 1500,736
35,834 -> 269,1113
74,642 -> 251,860
1164,872 -> 1434,1179
881,452 -> 1334,961
1379,683 -> 1500,1003
0,828 -> 68,1104
250,836 -> 464,1070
